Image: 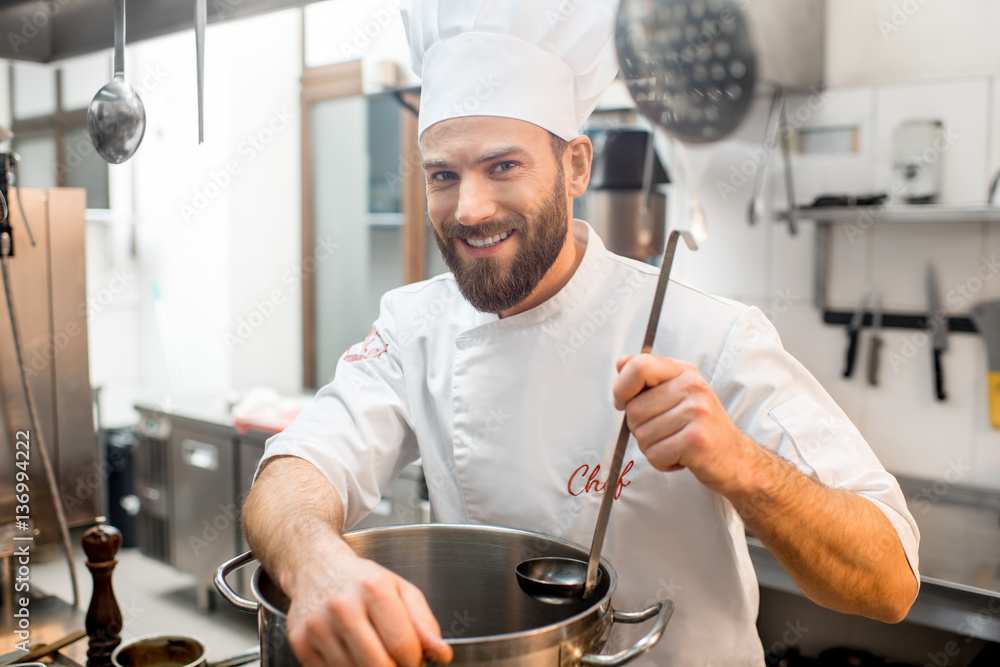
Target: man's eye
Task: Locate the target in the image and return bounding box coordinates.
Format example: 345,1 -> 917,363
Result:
492,161 -> 518,174
431,171 -> 457,182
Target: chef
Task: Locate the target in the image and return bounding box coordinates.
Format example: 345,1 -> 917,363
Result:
242,1 -> 920,665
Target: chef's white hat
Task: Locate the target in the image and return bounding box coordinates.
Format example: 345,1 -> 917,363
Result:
400,0 -> 620,141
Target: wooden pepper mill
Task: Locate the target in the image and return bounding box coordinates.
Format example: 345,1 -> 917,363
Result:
82,524 -> 123,667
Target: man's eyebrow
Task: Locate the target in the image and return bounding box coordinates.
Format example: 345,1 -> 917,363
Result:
474,145 -> 527,165
421,145 -> 528,171
422,158 -> 451,171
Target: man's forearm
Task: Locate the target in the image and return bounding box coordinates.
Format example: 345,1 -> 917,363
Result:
727,445 -> 918,623
242,455 -> 357,596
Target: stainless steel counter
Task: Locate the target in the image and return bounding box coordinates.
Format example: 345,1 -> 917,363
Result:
751,473 -> 1000,641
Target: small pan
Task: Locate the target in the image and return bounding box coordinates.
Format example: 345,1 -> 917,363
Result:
111,635 -> 259,667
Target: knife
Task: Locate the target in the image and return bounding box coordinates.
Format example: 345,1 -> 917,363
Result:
867,291 -> 883,386
843,285 -> 871,378
926,265 -> 948,401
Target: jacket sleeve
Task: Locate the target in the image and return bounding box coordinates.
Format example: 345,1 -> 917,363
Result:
255,305 -> 419,529
708,305 -> 921,583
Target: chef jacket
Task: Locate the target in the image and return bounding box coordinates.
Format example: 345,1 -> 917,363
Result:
259,220 -> 920,666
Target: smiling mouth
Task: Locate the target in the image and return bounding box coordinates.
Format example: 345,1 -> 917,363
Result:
464,230 -> 513,249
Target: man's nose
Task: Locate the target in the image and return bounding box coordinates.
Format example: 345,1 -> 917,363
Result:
455,177 -> 497,226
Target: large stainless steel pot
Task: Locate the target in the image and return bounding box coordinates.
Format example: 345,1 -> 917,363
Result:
215,524 -> 672,666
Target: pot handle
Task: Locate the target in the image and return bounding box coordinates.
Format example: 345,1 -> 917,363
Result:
214,551 -> 261,612
579,600 -> 674,666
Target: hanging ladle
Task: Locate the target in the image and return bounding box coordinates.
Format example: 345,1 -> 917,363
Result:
516,228 -> 698,602
88,0 -> 146,164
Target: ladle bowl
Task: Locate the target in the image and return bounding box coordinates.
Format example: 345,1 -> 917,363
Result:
88,76 -> 146,164
515,557 -> 602,604
88,0 -> 146,164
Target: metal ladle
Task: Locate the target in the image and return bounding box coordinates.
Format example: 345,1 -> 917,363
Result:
518,0 -> 755,603
516,228 -> 698,602
88,0 -> 146,164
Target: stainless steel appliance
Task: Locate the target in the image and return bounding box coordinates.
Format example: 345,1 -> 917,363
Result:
136,400 -> 430,607
893,120 -> 945,203
0,189 -> 96,547
585,129 -> 670,262
134,408 -> 236,610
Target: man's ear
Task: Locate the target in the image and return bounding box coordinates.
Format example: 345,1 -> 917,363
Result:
566,135 -> 593,198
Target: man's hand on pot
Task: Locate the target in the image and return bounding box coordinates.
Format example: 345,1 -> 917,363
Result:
283,543 -> 453,667
613,353 -> 759,496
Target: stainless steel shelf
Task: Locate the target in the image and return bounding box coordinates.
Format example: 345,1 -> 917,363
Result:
794,204 -> 1000,224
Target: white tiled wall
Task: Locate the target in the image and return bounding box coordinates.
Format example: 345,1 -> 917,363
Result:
676,75 -> 1000,489
783,86 -> 879,206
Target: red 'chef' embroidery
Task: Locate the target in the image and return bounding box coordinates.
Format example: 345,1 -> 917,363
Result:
342,326 -> 388,362
567,459 -> 634,500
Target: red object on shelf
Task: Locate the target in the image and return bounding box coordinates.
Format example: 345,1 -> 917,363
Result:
232,408 -> 301,435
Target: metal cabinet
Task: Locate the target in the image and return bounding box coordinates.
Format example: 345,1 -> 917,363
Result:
169,423 -> 236,610
135,407 -> 238,610
136,401 -> 430,610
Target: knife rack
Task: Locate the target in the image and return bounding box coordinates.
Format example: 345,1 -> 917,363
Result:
822,310 -> 977,333
805,205 -> 1000,334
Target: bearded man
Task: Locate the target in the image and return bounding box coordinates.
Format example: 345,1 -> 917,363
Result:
242,1 -> 920,665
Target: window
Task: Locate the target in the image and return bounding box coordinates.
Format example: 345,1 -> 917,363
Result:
8,59 -> 110,209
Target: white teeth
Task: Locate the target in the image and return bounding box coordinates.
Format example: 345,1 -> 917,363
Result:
466,230 -> 511,248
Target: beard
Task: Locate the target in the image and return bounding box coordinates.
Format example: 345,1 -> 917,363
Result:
431,175 -> 569,314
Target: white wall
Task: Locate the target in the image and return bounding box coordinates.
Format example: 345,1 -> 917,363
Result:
0,8 -> 305,426
666,80 -> 1000,489
127,8 -> 303,409
826,0 -> 1000,86
304,0 -> 418,91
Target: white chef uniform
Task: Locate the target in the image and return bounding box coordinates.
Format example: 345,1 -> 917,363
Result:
259,221 -> 921,666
